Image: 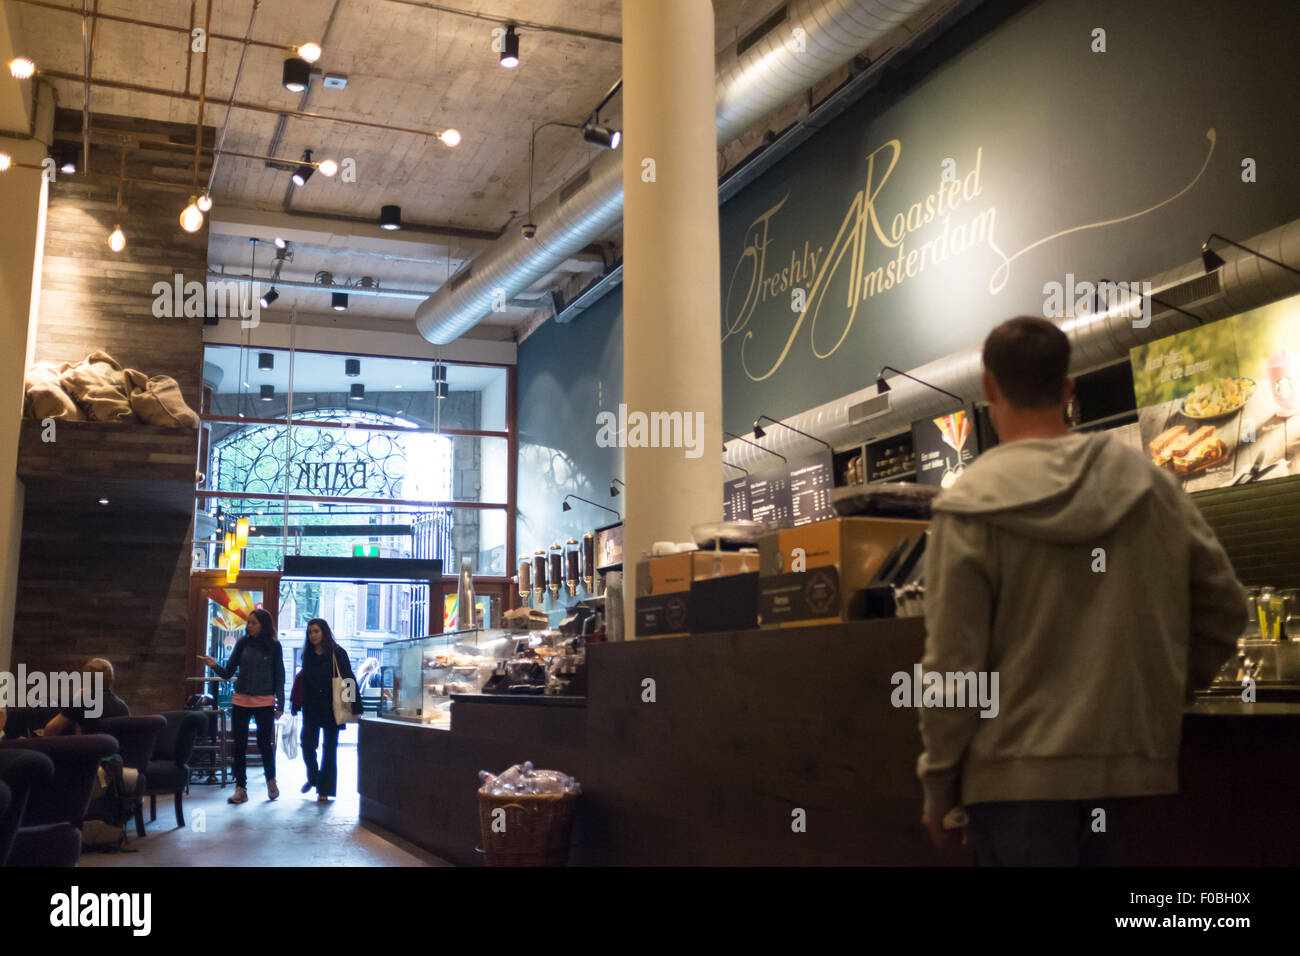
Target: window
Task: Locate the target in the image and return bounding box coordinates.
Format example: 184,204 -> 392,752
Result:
365,584 -> 380,631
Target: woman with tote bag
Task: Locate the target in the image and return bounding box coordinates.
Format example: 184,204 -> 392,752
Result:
291,618 -> 362,802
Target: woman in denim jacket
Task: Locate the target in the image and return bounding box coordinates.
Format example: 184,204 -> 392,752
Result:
199,607 -> 285,804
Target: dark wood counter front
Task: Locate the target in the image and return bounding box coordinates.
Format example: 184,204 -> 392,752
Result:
358,620 -> 1300,866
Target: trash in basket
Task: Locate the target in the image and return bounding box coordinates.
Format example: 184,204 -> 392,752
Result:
477,762 -> 580,867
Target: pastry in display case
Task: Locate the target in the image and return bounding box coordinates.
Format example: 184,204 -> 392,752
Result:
381,628 -> 518,728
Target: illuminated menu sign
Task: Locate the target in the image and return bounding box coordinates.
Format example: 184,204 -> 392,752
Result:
912,407 -> 978,488
723,477 -> 751,521
789,454 -> 836,526
748,472 -> 792,526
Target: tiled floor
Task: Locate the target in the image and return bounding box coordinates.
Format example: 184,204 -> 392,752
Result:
79,743 -> 451,867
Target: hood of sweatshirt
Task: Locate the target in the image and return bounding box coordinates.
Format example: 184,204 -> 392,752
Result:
931,432 -> 1162,544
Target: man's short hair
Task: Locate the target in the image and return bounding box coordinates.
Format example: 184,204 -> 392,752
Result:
84,658 -> 114,690
982,317 -> 1071,409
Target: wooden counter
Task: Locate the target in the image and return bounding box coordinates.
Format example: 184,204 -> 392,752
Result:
358,620 -> 1300,866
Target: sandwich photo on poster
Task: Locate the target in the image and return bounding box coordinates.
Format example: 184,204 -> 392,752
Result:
1130,293 -> 1300,492
912,407 -> 978,487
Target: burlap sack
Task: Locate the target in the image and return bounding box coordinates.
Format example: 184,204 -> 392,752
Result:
58,350 -> 134,422
23,361 -> 84,420
129,374 -> 199,428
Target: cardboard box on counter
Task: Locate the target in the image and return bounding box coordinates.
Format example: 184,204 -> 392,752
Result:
635,550 -> 760,638
757,517 -> 929,627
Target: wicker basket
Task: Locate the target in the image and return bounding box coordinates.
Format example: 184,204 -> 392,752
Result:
477,789 -> 578,867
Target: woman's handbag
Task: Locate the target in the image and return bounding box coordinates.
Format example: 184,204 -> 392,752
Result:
332,653 -> 360,726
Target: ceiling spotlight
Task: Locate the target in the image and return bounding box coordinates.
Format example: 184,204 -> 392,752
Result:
350,383 -> 365,401
56,145 -> 77,175
500,25 -> 519,68
0,152 -> 11,172
345,358 -> 361,377
432,364 -> 447,382
292,150 -> 315,186
179,197 -> 205,233
197,193 -> 213,212
297,42 -> 323,63
274,236 -> 286,249
332,292 -> 349,311
108,226 -> 126,253
260,385 -> 275,401
318,158 -> 338,177
259,287 -> 279,308
98,497 -> 110,506
439,128 -> 461,147
258,352 -> 274,371
753,421 -> 766,439
379,204 -> 401,230
582,124 -> 621,150
561,499 -> 571,512
875,374 -> 890,393
1201,242 -> 1225,273
283,57 -> 311,92
436,381 -> 448,400
8,57 -> 36,80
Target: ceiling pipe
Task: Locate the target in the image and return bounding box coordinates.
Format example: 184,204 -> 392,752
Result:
413,0 -> 937,345
722,218 -> 1300,468
12,0 -> 299,51
37,70 -> 460,142
208,271 -> 436,301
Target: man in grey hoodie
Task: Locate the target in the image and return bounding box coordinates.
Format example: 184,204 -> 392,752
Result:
917,316 -> 1246,865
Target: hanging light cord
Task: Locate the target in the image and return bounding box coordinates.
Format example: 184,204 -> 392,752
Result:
114,139 -> 125,219
205,0 -> 261,198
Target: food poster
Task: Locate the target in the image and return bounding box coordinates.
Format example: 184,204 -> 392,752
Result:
1130,293 -> 1300,492
913,407 -> 977,488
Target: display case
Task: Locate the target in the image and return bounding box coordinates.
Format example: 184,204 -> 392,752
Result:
380,629 -> 518,728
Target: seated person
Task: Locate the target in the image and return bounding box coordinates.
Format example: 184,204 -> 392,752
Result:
43,659 -> 130,736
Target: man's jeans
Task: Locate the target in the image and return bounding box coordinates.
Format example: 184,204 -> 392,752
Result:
967,798 -> 1149,866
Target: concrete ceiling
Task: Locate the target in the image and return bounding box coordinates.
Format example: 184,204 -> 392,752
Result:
11,0 -> 783,332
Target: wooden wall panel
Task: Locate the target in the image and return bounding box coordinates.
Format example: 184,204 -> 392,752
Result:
11,111 -> 212,718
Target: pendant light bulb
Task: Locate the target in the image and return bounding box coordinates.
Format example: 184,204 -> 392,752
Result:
318,158 -> 338,177
8,57 -> 36,80
439,128 -> 461,147
298,42 -> 323,63
108,225 -> 126,252
179,197 -> 204,233
197,193 -> 213,212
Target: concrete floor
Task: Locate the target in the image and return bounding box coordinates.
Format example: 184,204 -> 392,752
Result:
79,743 -> 451,867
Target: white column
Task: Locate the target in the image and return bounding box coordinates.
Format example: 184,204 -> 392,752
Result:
621,0 -> 723,639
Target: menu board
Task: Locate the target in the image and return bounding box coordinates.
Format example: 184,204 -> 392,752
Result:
748,471 -> 792,526
723,476 -> 751,521
789,453 -> 836,526
866,434 -> 916,482
912,407 -> 978,487
1130,293 -> 1300,492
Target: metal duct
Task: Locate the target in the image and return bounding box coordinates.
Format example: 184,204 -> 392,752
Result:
415,0 -> 936,345
723,217 -> 1300,469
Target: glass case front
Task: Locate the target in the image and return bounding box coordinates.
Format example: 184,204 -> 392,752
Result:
380,629 -> 517,728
